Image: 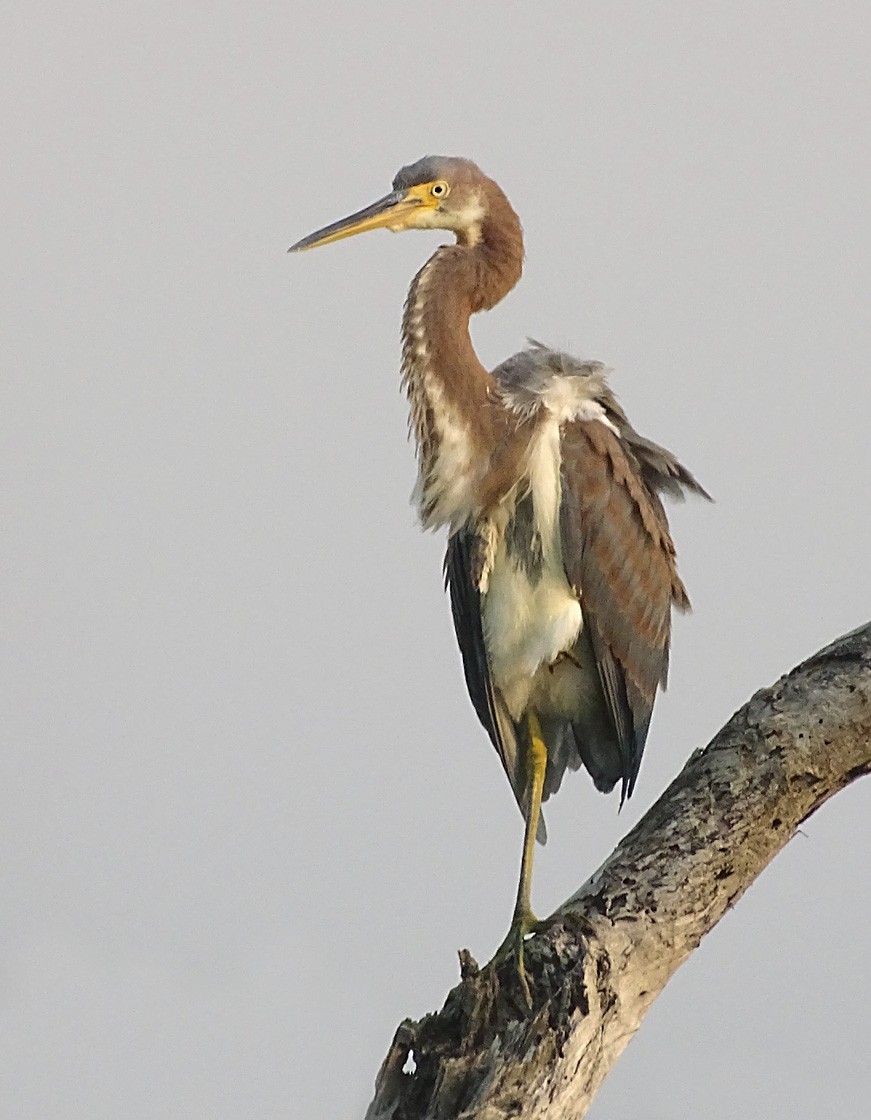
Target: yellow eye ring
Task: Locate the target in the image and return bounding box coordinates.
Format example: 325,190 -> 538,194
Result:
431,181 -> 449,199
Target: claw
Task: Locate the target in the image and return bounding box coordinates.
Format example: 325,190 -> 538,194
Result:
491,909 -> 547,1007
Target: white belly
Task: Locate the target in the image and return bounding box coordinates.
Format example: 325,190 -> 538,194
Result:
480,418 -> 583,721
482,546 -> 582,720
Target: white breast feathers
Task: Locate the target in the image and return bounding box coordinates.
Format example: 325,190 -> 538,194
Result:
481,417 -> 583,720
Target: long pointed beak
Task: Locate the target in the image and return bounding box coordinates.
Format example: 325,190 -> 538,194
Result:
288,189 -> 423,252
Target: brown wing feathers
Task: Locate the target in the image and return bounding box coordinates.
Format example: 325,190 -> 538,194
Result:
560,419 -> 690,796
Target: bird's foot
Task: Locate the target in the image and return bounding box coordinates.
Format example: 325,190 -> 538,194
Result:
490,908 -> 549,1008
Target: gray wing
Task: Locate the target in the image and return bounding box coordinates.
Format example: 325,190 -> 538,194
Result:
494,342 -> 709,802
610,420 -> 711,504
444,530 -> 546,842
559,418 -> 703,801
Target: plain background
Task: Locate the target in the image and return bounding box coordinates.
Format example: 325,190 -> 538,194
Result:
2,2 -> 870,1116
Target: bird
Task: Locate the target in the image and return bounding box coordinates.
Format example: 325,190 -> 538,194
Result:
289,156 -> 709,1002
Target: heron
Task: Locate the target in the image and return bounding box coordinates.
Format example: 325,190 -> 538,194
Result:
289,156 -> 709,1002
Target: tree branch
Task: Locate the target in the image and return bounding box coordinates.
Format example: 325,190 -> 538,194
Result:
364,622 -> 871,1120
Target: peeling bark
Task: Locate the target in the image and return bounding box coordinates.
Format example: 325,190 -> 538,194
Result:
364,623 -> 871,1120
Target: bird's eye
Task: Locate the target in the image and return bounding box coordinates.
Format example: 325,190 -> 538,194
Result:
431,181 -> 449,198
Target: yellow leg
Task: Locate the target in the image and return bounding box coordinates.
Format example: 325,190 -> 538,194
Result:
492,710 -> 548,1005
514,710 -> 547,926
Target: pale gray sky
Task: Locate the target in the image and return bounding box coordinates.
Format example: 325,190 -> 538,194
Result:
2,2 -> 870,1117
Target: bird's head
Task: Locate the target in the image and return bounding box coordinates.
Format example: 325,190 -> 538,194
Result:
289,156 -> 499,253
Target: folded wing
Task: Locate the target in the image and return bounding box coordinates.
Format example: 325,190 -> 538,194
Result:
559,418 -> 700,800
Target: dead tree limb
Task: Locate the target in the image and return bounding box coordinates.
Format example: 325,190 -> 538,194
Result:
364,622 -> 871,1120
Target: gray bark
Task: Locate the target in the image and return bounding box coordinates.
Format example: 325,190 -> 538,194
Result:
364,622 -> 871,1120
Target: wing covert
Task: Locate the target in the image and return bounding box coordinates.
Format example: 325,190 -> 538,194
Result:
559,419 -> 691,799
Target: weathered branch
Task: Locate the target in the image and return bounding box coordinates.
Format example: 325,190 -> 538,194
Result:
364,622 -> 871,1120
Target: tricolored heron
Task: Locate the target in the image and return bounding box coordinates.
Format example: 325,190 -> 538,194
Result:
290,157 -> 708,1002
